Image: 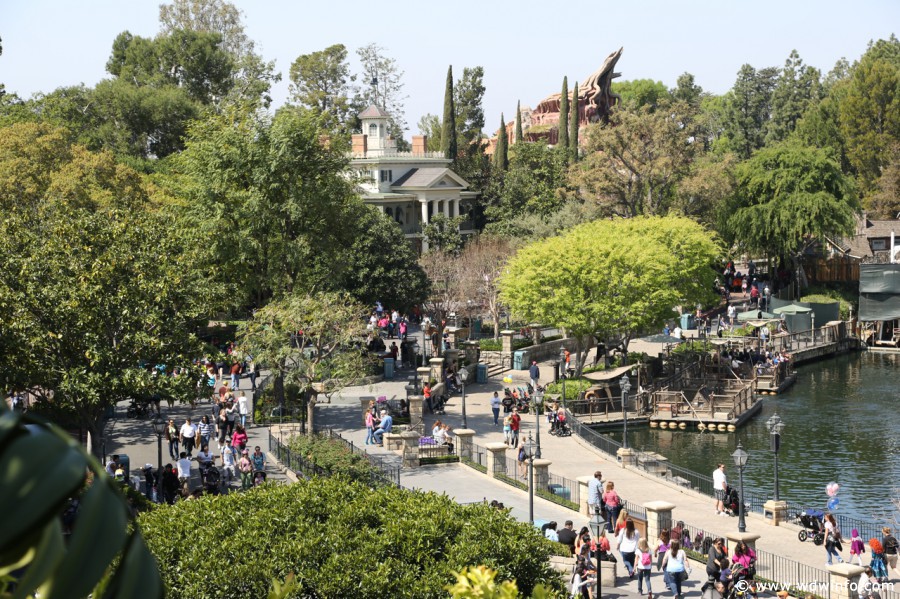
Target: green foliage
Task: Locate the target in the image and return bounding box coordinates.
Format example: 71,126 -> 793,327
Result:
494,114 -> 509,171
500,216 -> 721,354
558,77 -> 569,150
611,79 -> 672,109
442,66 -> 458,160
420,454 -> 461,465
479,339 -> 502,351
461,458 -> 488,474
486,143 -> 569,221
801,284 -> 857,319
721,64 -> 778,159
725,141 -> 858,257
139,478 -> 563,598
288,43 -> 358,136
515,101 -> 524,143
286,433 -> 381,481
569,81 -> 579,163
544,378 -> 592,401
672,72 -> 704,108
767,50 -> 823,144
423,214 -> 465,254
356,43 -> 408,147
0,408 -> 163,598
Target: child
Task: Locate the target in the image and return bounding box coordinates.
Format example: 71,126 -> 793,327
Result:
503,415 -> 513,445
850,529 -> 865,565
636,538 -> 654,598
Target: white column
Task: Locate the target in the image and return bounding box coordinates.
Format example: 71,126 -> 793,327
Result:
452,199 -> 460,219
420,200 -> 428,226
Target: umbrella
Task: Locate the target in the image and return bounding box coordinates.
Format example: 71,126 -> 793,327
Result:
773,304 -> 812,315
737,309 -> 776,322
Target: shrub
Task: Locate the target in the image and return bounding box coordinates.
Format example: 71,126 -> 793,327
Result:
544,378 -> 592,401
139,478 -> 564,598
286,433 -> 380,483
479,339 -> 502,351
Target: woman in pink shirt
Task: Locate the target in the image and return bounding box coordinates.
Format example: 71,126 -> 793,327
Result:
365,408 -> 376,445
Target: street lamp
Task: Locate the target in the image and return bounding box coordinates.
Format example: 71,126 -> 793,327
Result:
151,415 -> 167,495
731,443 -> 750,533
411,339 -> 421,390
533,386 -> 544,459
460,367 -> 469,429
620,374 -> 632,449
523,433 -> 536,524
588,503 -> 607,599
811,311 -> 816,344
765,413 -> 786,501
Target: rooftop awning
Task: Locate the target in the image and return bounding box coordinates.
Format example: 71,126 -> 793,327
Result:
774,304 -> 813,315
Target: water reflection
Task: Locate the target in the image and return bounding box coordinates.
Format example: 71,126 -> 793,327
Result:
604,352 -> 899,521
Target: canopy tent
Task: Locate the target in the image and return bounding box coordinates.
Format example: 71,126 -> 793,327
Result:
737,309 -> 776,322
582,364 -> 634,382
774,304 -> 813,315
859,264 -> 900,322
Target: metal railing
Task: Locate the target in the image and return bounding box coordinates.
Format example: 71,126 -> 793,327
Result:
461,441 -> 488,469
320,428 -> 401,487
418,436 -> 456,460
754,548 -> 831,599
547,471 -> 580,505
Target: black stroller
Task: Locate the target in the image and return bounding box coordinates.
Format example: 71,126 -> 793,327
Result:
795,509 -> 825,544
722,485 -> 741,516
199,462 -> 221,495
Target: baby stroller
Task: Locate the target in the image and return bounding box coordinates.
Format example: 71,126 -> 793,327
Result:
795,509 -> 825,544
253,470 -> 267,486
549,412 -> 572,437
722,485 -> 741,516
199,461 -> 221,495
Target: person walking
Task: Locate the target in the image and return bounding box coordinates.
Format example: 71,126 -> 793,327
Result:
179,418 -> 198,458
713,463 -> 728,515
602,481 -> 622,533
617,519 -> 640,578
636,538 -> 654,597
662,540 -> 690,598
197,415 -> 213,450
706,537 -> 729,582
490,391 -> 501,426
236,391 -> 249,428
883,527 -> 899,579
824,513 -> 845,566
165,418 -> 179,460
364,407 -> 376,445
587,471 -> 604,516
529,360 -> 540,389
509,408 -> 521,448
238,449 -> 253,490
503,414 -> 513,445
230,361 -> 242,392
654,528 -> 671,572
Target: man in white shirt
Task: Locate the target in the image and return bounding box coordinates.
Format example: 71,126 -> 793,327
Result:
176,452 -> 192,490
490,392 -> 502,426
713,463 -> 728,515
587,471 -> 604,514
221,437 -> 236,482
179,417 -> 198,457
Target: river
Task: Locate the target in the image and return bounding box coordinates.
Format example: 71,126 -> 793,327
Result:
605,351 -> 900,524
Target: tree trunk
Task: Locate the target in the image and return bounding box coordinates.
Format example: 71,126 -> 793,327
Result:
87,416 -> 106,460
306,394 -> 316,438
274,373 -> 286,414
574,336 -> 587,378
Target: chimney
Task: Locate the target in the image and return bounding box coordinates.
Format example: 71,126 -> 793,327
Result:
351,134 -> 367,155
412,135 -> 427,155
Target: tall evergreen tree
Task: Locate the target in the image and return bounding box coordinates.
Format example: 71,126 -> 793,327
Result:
558,76 -> 569,149
441,65 -> 457,160
767,50 -> 822,144
494,114 -> 509,171
515,100 -> 523,143
569,80 -> 579,164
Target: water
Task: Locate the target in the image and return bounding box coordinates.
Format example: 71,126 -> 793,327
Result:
605,351 -> 900,523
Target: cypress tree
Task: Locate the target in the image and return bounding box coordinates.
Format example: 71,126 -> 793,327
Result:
494,114 -> 508,171
558,76 -> 569,149
569,80 -> 579,164
441,65 -> 457,160
515,100 -> 524,143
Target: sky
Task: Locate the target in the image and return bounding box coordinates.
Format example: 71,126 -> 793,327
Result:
1,0 -> 898,138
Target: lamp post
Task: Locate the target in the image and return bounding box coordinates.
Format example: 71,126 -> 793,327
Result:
524,433 -> 536,524
811,311 -> 816,344
765,413 -> 786,501
589,504 -> 607,599
533,387 -> 544,459
620,374 -> 632,449
731,443 -> 749,533
151,415 -> 166,495
411,339 -> 421,390
460,367 -> 469,429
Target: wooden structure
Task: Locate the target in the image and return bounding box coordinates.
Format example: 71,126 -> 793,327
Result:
754,360 -> 796,395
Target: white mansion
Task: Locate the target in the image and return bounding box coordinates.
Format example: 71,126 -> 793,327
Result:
350,105 -> 477,252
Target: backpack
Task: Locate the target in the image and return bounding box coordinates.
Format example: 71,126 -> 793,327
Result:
641,551 -> 652,566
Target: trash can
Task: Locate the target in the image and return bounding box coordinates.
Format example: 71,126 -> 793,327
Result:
477,363 -> 488,384
513,350 -> 527,370
384,358 -> 395,380
116,454 -> 130,479
680,313 -> 696,330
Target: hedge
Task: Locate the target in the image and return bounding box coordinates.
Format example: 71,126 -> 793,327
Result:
139,478 -> 564,598
286,433 -> 380,483
544,378 -> 592,401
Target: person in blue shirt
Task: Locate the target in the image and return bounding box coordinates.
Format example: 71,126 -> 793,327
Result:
373,410 -> 393,445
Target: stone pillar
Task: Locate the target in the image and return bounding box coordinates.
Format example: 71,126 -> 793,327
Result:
501,330 -> 515,355
530,324 -> 542,347
643,501 -> 676,547
724,532 -> 760,558
429,357 -> 444,382
617,447 -> 637,468
462,340 -> 480,365
444,348 -> 460,370
827,563 -> 865,599
446,326 -> 460,347
532,458 -> 551,491
401,431 -> 420,469
577,475 -> 593,516
763,499 -> 789,526
455,429 -> 475,460
485,442 -> 509,478
417,366 -> 432,385
408,395 -> 424,434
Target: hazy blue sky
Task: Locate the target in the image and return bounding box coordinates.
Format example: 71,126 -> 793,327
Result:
2,0 -> 897,137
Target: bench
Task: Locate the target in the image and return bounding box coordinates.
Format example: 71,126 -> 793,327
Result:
382,432 -> 402,451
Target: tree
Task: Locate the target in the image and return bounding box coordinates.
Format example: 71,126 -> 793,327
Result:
569,81 -> 579,163
356,43 -> 408,147
500,216 -> 720,373
722,64 -> 778,158
867,143 -> 900,219
442,66 -> 457,160
454,67 -> 486,151
674,152 -> 739,230
515,101 -> 523,143
0,123 -> 217,456
487,142 -> 568,220
456,236 -> 512,341
237,291 -> 368,413
288,44 -> 357,135
725,141 -> 858,258
611,79 -> 671,109
672,72 -> 703,108
574,100 -> 698,217
558,76 -> 569,149
423,213 -> 465,254
0,407 -> 164,599
339,205 -> 430,311
173,106 -> 361,309
767,50 -> 823,144
416,113 -> 443,151
419,248 -> 463,358
839,40 -> 900,194
494,114 -> 508,171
